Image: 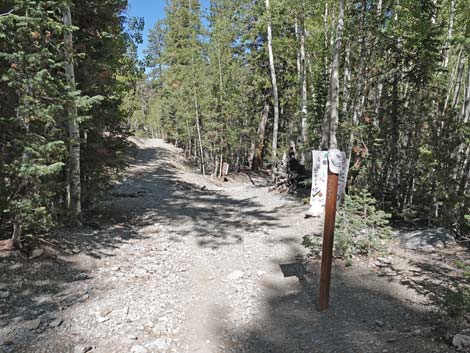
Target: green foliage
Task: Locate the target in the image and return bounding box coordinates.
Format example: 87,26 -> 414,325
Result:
334,192 -> 392,258
303,191 -> 392,262
0,0 -> 72,235
72,0 -> 138,205
0,0 -> 140,238
437,259 -> 470,319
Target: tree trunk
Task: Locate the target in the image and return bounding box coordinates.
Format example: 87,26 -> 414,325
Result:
377,0 -> 383,13
266,0 -> 280,158
252,100 -> 270,171
62,5 -> 81,224
295,18 -> 301,82
299,12 -> 308,164
320,0 -> 344,150
341,43 -> 351,122
391,71 -> 400,164
443,0 -> 455,69
443,47 -> 462,116
451,53 -> 465,112
11,215 -> 22,249
194,91 -> 205,175
461,58 -> 470,123
189,0 -> 205,176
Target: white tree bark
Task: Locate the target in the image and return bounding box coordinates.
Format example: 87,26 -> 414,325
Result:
452,53 -> 465,111
320,0 -> 344,150
443,47 -> 462,115
443,0 -> 455,68
377,0 -> 383,14
251,101 -> 270,171
461,59 -> 470,123
189,0 -> 205,175
266,0 -> 280,158
299,13 -> 308,164
62,5 -> 81,224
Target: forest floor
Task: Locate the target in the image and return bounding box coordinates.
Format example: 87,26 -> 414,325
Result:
0,138 -> 466,353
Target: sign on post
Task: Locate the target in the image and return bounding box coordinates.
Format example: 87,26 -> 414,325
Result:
306,151 -> 329,218
305,149 -> 348,311
306,150 -> 347,217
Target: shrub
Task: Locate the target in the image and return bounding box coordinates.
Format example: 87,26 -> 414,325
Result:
303,191 -> 392,262
442,260 -> 470,319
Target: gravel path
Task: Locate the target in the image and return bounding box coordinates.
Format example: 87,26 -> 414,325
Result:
0,138 -> 455,353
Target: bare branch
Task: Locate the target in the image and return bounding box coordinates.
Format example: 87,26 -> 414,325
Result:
0,9 -> 14,17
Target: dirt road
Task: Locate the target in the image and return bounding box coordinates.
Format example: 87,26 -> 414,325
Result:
0,139 -> 453,353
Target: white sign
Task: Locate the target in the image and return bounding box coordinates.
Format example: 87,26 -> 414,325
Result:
306,150 -> 348,217
337,152 -> 348,205
306,150 -> 329,217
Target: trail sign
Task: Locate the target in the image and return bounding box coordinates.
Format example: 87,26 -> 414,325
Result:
306,151 -> 328,217
306,150 -> 347,218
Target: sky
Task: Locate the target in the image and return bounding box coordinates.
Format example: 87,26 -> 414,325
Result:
127,0 -> 210,60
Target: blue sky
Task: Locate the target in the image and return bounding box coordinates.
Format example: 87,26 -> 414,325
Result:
127,0 -> 210,59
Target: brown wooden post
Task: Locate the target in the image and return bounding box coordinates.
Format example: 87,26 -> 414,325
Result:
318,167 -> 339,311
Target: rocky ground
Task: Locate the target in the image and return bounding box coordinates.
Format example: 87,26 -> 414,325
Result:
0,138 -> 467,353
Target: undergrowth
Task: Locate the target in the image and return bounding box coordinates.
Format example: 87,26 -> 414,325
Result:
303,191 -> 392,264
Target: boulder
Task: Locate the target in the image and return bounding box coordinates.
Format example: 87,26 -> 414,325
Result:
227,270 -> 244,281
29,248 -> 44,259
24,319 -> 41,330
399,228 -> 456,251
73,345 -> 93,353
130,345 -> 148,353
453,333 -> 470,350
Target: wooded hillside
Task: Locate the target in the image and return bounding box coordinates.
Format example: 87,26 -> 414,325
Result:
129,0 -> 469,236
0,0 -> 469,242
1,2 -> 470,351
0,0 -> 142,241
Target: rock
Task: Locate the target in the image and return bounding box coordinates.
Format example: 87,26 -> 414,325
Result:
49,318 -> 63,328
413,327 -> 433,336
400,278 -> 412,286
375,320 -> 385,328
130,345 -> 148,353
99,308 -> 112,317
73,345 -> 93,353
152,321 -> 167,335
399,228 -> 456,251
134,269 -> 148,278
147,337 -> 171,351
453,333 -> 470,350
375,257 -> 392,267
377,257 -> 392,264
227,270 -> 244,281
97,316 -> 110,323
29,248 -> 44,259
0,291 -> 10,299
24,318 -> 41,330
256,271 -> 266,278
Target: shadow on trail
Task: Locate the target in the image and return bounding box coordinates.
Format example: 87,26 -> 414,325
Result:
0,250 -> 97,352
219,261 -> 451,353
401,256 -> 470,319
99,145 -> 283,249
0,142 -> 282,352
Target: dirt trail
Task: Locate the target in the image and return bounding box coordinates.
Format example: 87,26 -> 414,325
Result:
0,139 -> 455,353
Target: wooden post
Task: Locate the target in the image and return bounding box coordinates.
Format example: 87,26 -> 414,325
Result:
318,167 -> 339,311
